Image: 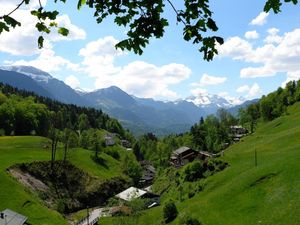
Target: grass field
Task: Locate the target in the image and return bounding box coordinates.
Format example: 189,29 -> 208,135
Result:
102,102 -> 300,225
0,136 -> 123,225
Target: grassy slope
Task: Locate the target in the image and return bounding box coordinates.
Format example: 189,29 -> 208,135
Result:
102,102 -> 300,225
0,136 -> 123,225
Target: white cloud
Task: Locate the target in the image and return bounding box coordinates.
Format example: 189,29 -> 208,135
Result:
218,37 -> 252,60
65,75 -> 80,88
48,15 -> 86,41
192,73 -> 227,86
282,71 -> 300,87
236,83 -> 261,99
250,12 -> 269,26
0,0 -> 47,13
0,3 -> 86,56
92,61 -> 190,100
248,83 -> 261,98
79,37 -> 191,100
236,85 -> 250,93
245,30 -> 259,39
240,66 -> 275,78
79,36 -> 124,77
264,28 -> 282,44
10,45 -> 80,73
218,92 -> 245,106
219,28 -> 300,83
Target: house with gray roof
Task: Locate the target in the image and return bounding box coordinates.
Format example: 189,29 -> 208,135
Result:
0,209 -> 27,225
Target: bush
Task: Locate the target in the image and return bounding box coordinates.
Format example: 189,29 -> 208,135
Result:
178,214 -> 202,225
188,190 -> 195,199
163,201 -> 178,223
56,199 -> 66,214
184,161 -> 204,182
106,149 -> 120,160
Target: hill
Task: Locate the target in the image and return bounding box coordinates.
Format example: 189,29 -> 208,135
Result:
0,136 -> 127,225
102,101 -> 300,225
0,66 -> 89,106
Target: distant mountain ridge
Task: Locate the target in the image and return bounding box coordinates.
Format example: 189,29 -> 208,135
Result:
0,66 -> 253,136
0,66 -> 89,106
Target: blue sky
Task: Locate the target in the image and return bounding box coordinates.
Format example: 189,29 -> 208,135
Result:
1,0 -> 300,105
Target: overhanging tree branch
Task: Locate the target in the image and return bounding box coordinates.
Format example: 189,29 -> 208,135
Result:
0,0 -> 26,19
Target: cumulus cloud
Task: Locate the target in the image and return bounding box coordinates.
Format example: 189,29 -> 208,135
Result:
65,75 -> 80,88
250,12 -> 269,26
218,37 -> 252,60
79,37 -> 191,100
0,2 -> 86,56
282,71 -> 300,87
245,30 -> 259,39
248,83 -> 261,97
93,61 -> 191,100
0,0 -> 47,13
219,28 -> 300,82
236,85 -> 250,93
10,44 -> 80,73
192,73 -> 227,86
264,28 -> 282,44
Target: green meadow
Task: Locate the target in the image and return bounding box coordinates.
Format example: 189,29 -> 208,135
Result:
1,102 -> 300,225
0,136 -> 123,225
102,102 -> 300,225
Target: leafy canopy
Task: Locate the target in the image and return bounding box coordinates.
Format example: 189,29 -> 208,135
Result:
0,0 -> 298,60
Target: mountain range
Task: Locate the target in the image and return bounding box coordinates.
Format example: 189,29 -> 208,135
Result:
0,66 -> 257,135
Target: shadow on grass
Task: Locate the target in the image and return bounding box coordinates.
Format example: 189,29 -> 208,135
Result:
90,155 -> 108,169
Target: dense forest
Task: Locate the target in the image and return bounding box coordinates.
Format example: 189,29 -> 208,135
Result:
0,82 -> 127,138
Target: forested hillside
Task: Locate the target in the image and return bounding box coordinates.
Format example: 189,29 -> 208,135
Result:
102,81 -> 300,225
0,82 -> 129,138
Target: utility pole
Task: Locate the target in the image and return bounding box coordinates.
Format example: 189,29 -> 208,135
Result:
87,206 -> 89,225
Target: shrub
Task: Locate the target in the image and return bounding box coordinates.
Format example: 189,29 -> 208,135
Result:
106,149 -> 120,160
188,190 -> 195,199
178,214 -> 202,225
163,201 -> 178,223
184,161 -> 204,182
56,199 -> 66,214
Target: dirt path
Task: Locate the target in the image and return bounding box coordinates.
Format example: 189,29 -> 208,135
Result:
8,168 -> 49,192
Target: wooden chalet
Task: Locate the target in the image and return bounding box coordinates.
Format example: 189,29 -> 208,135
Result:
230,125 -> 248,142
121,139 -> 131,148
139,161 -> 156,187
170,146 -> 199,167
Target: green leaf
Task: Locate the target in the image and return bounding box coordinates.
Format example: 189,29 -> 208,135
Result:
77,0 -> 86,10
3,16 -> 21,28
49,22 -> 58,27
58,27 -> 69,36
0,22 -> 10,33
206,18 -> 218,31
38,36 -> 44,49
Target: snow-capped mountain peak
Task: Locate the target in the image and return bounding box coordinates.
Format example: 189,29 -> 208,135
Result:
185,93 -> 233,108
0,65 -> 52,83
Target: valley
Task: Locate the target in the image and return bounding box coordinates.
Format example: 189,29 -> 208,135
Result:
0,66 -> 254,136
